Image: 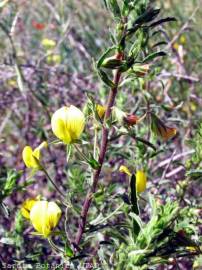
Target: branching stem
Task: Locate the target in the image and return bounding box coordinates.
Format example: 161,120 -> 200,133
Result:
74,51 -> 124,247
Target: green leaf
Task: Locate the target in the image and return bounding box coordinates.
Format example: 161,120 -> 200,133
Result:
65,245 -> 74,257
97,46 -> 116,68
129,212 -> 142,236
142,51 -> 166,63
130,174 -> 139,215
149,17 -> 177,28
88,154 -> 101,169
133,8 -> 160,25
98,69 -> 115,88
108,0 -> 121,18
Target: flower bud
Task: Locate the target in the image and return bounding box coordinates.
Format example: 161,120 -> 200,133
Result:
96,104 -> 106,119
136,170 -> 147,193
119,165 -> 132,176
30,200 -> 62,237
132,64 -> 150,77
22,141 -> 47,169
51,105 -> 85,144
101,56 -> 123,69
124,114 -> 139,126
21,198 -> 38,220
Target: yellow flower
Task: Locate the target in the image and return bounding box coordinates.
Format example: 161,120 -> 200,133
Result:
51,106 -> 85,144
96,104 -> 106,119
136,170 -> 147,193
30,201 -> 62,237
22,141 -> 48,169
46,54 -> 61,65
119,165 -> 132,176
180,35 -> 186,44
120,166 -> 147,193
21,198 -> 38,219
173,42 -> 179,50
41,38 -> 56,49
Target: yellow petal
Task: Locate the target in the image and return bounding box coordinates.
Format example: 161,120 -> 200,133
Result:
30,201 -> 62,238
119,165 -> 132,176
52,54 -> 61,64
41,38 -> 56,49
30,201 -> 50,237
21,198 -> 38,219
66,105 -> 85,141
22,146 -> 40,169
47,202 -> 62,229
136,170 -> 147,193
96,104 -> 106,119
33,141 -> 48,159
51,106 -> 85,144
51,107 -> 71,143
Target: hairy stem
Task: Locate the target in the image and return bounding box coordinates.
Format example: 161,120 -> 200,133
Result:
75,52 -> 124,247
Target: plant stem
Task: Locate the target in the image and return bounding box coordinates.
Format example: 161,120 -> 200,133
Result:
74,144 -> 89,163
43,168 -> 66,198
74,52 -> 124,247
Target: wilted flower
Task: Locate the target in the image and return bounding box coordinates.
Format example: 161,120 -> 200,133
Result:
119,165 -> 132,176
51,105 -> 85,144
42,38 -> 56,49
136,170 -> 147,193
132,64 -> 150,77
96,104 -> 106,119
32,20 -> 45,31
22,141 -> 48,169
30,200 -> 62,237
21,198 -> 38,219
124,114 -> 139,126
151,113 -> 177,141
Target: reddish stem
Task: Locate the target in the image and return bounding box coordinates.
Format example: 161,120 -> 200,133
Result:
75,52 -> 124,247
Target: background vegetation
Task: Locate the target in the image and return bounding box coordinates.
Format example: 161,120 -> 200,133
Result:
0,0 -> 201,269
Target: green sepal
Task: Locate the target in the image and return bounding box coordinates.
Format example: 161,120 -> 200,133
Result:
97,46 -> 116,68
101,58 -> 123,69
88,154 -> 101,170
